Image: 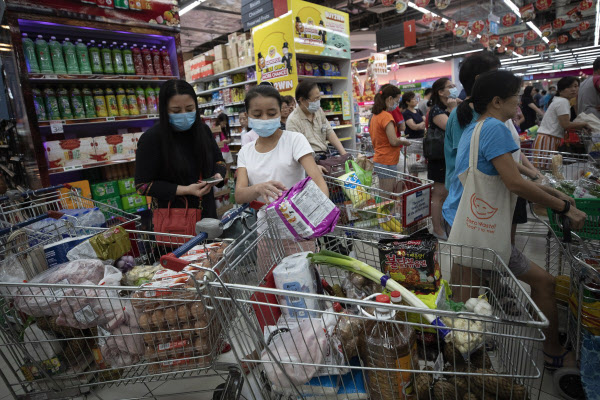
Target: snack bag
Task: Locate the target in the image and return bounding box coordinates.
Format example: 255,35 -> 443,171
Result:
67,226 -> 131,261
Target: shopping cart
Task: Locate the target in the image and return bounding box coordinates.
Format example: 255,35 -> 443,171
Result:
197,219 -> 548,400
0,207 -> 257,400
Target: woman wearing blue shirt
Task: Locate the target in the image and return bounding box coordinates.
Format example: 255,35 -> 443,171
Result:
443,70 -> 586,370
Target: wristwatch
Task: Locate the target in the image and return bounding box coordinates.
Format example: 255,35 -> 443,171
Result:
555,200 -> 571,215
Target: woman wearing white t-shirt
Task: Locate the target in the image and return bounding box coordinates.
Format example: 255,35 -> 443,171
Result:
533,77 -> 590,159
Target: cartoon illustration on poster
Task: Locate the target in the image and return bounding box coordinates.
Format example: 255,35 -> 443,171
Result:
292,0 -> 351,58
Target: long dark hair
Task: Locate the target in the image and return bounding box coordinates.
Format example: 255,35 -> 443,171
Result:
428,77 -> 450,109
457,70 -> 522,128
216,113 -> 231,140
522,85 -> 534,100
372,84 -> 401,115
158,79 -> 215,182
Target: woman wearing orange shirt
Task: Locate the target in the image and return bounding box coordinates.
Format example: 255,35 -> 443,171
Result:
370,84 -> 411,192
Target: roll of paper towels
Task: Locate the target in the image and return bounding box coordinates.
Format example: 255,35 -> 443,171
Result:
272,252 -> 318,319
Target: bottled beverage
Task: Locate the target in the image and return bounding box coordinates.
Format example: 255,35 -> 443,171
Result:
43,86 -> 61,120
93,87 -> 109,117
104,87 -> 119,117
70,86 -> 86,119
154,86 -> 159,104
131,44 -> 145,75
363,294 -> 417,400
56,86 -> 74,119
48,36 -> 67,74
22,33 -> 40,73
88,40 -> 104,74
121,42 -> 136,75
75,39 -> 93,74
35,35 -> 54,74
160,46 -> 172,76
82,86 -> 97,118
62,38 -> 80,74
101,41 -> 114,74
111,41 -> 125,74
135,85 -> 147,114
115,86 -> 129,116
141,45 -> 155,75
145,85 -> 157,114
126,87 -> 139,115
32,87 -> 47,121
151,46 -> 164,76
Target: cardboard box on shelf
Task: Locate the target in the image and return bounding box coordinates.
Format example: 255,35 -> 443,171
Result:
213,59 -> 230,74
196,54 -> 215,63
121,193 -> 146,211
44,138 -> 96,169
226,43 -> 238,60
237,32 -> 251,42
99,195 -> 123,211
93,134 -> 136,162
60,180 -> 92,209
228,33 -> 238,43
228,57 -> 239,69
213,44 -> 227,60
118,177 -> 136,195
91,181 -> 119,200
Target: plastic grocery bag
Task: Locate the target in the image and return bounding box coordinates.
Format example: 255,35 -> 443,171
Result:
339,160 -> 373,208
261,319 -> 327,388
67,226 -> 131,261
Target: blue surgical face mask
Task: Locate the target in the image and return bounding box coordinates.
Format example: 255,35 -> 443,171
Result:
169,111 -> 196,131
249,117 -> 281,137
307,100 -> 321,113
448,87 -> 460,99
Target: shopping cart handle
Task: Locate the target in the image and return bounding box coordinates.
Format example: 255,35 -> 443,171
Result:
0,210 -> 65,236
0,184 -> 70,203
560,215 -> 572,243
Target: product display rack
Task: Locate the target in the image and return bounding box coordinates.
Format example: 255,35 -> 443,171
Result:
6,11 -> 184,188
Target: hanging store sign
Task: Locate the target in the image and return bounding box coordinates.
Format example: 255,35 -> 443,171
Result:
242,0 -> 275,31
375,20 -> 417,52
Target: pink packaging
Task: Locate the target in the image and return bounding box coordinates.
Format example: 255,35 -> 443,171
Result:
266,177 -> 339,241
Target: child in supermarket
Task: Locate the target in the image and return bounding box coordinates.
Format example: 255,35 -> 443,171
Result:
216,113 -> 234,164
239,111 -> 258,145
135,79 -> 226,220
446,70 -> 587,370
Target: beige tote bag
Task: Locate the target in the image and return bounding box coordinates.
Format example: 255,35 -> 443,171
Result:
447,121 -> 516,269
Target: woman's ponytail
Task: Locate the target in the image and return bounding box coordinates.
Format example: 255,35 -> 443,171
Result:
457,98 -> 474,128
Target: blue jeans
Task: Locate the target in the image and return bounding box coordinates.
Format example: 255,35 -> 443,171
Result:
373,162 -> 398,172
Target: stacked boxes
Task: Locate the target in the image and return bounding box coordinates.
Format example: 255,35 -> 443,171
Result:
185,54 -> 215,81
92,177 -> 148,215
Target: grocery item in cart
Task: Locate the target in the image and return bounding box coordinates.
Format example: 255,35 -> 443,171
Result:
67,225 -> 131,261
339,160 -> 373,208
378,234 -> 441,293
98,299 -> 144,367
23,323 -> 64,362
272,252 -> 319,318
266,177 -> 339,241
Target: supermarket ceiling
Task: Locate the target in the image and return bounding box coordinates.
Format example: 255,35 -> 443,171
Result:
179,0 -> 598,70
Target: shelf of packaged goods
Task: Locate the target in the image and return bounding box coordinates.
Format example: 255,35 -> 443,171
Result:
217,203 -> 234,217
214,188 -> 230,198
29,74 -> 175,84
198,102 -> 223,109
48,158 -> 135,175
298,76 -> 347,83
195,79 -> 257,96
321,95 -> 342,99
190,64 -> 255,84
358,101 -> 374,106
201,113 -> 240,119
296,53 -> 351,62
332,124 -> 353,130
39,115 -> 159,128
225,101 -> 245,106
323,111 -> 343,116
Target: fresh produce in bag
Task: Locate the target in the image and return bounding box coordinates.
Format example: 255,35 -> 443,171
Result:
124,265 -> 162,286
67,226 -> 131,261
339,160 -> 373,208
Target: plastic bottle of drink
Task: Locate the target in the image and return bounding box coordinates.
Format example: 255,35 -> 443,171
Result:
43,86 -> 60,120
70,86 -> 86,119
82,86 -> 97,118
154,86 -> 159,104
100,41 -> 114,74
62,38 -> 80,74
126,86 -> 140,115
75,39 -> 93,74
22,33 -> 40,73
104,87 -> 119,117
35,35 -> 54,74
56,86 -> 74,119
115,85 -> 129,116
141,45 -> 155,75
135,85 -> 148,114
88,40 -> 104,75
131,44 -> 145,75
151,46 -> 164,76
48,36 -> 67,74
121,42 -> 136,75
363,294 -> 417,400
145,85 -> 157,114
160,46 -> 173,76
93,86 -> 108,117
32,87 -> 47,121
111,41 -> 125,74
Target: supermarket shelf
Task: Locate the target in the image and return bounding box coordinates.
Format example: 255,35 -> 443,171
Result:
226,101 -> 245,106
214,188 -> 230,198
29,74 -> 174,84
321,95 -> 342,99
198,102 -> 223,109
48,158 -> 135,175
196,79 -> 257,96
217,203 -> 234,217
39,114 -> 159,128
190,64 -> 254,84
298,75 -> 346,83
202,112 -> 240,119
323,111 -> 343,116
332,124 -> 353,130
296,53 -> 351,62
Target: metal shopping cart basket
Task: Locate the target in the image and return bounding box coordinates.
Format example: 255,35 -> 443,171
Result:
0,207 -> 256,400
195,218 -> 549,400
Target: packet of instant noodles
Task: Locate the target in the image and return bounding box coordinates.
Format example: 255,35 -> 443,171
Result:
266,177 -> 339,241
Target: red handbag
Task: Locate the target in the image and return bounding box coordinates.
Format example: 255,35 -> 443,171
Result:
152,197 -> 202,245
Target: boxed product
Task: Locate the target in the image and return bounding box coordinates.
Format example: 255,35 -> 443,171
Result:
133,131 -> 144,151
226,43 -> 238,60
91,181 -> 119,200
118,178 -> 136,195
94,134 -> 136,162
121,193 -> 145,211
228,57 -> 239,69
44,138 -> 96,169
212,59 -> 230,74
99,195 -> 123,210
213,44 -> 227,60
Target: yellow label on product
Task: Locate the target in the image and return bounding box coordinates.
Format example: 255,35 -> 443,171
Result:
342,90 -> 351,120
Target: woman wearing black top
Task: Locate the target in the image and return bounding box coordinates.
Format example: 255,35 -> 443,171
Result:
520,86 -> 545,131
135,79 -> 226,220
401,91 -> 426,138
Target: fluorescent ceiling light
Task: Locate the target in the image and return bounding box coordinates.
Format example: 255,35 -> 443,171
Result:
180,0 -> 207,15
542,37 -> 549,44
407,2 -> 448,22
385,49 -> 390,53
596,0 -> 600,46
502,0 -> 521,16
431,57 -> 445,62
452,49 -> 484,56
526,21 -> 543,38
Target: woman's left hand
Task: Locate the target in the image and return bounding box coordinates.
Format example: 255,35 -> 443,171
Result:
212,173 -> 223,181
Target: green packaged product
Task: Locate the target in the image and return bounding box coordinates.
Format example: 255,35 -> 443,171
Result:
104,87 -> 119,117
48,36 -> 67,74
82,86 -> 97,118
69,87 -> 86,119
91,181 -> 119,200
145,86 -> 157,114
100,41 -> 114,74
93,87 -> 108,117
98,196 -> 123,218
122,43 -> 136,75
22,33 -> 40,73
75,39 -> 92,74
56,86 -> 73,119
111,42 -> 125,74
121,193 -> 145,211
35,35 -> 54,74
43,86 -> 61,120
88,40 -> 103,75
62,38 -> 80,74
118,177 -> 135,195
32,87 -> 47,121
88,226 -> 131,261
124,265 -> 162,286
126,87 -> 139,115
115,86 -> 129,116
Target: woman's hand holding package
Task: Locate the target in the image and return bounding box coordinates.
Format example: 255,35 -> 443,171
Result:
255,180 -> 287,203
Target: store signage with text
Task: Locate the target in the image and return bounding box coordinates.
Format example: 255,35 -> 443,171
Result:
376,20 -> 416,52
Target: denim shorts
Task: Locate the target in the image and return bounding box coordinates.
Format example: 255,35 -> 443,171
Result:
373,162 -> 398,172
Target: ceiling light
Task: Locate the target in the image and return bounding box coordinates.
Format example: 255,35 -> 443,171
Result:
526,21 -> 543,38
385,49 -> 390,53
542,37 -> 549,44
407,2 -> 448,23
596,0 -> 600,46
361,27 -> 369,31
180,0 -> 207,16
373,42 -> 377,46
502,0 -> 521,16
431,57 -> 445,62
452,49 -> 484,56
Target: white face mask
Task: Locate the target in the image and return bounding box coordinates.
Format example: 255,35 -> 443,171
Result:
307,100 -> 320,113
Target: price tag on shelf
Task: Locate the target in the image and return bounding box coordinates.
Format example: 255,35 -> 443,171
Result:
50,120 -> 64,134
148,114 -> 159,119
46,75 -> 58,80
63,165 -> 83,172
106,117 -> 116,121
